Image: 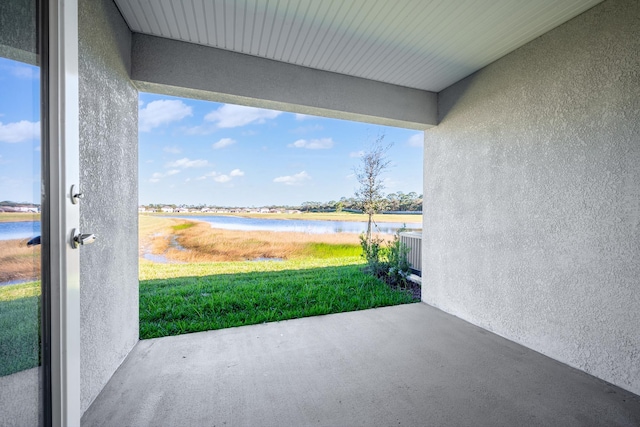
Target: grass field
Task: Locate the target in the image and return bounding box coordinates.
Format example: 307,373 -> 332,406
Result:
140,215 -> 364,263
0,212 -> 40,223
0,239 -> 40,283
0,213 -> 419,376
0,281 -> 40,376
0,215 -> 42,376
137,213 -> 414,267
139,214 -> 419,339
140,257 -> 416,339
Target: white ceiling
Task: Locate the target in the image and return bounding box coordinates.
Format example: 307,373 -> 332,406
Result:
114,0 -> 602,92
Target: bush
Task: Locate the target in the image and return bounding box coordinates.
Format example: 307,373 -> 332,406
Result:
359,233 -> 388,277
360,227 -> 411,288
386,231 -> 411,287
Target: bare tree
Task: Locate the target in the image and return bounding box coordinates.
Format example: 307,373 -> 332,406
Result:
354,135 -> 392,245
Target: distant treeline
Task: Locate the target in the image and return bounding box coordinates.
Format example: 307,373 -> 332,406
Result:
145,191 -> 422,213
0,201 -> 40,207
300,191 -> 422,213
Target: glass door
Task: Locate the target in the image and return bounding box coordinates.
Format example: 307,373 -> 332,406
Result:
0,0 -> 46,425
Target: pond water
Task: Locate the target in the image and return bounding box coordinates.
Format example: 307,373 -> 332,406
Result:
0,217 -> 421,241
168,215 -> 421,235
0,221 -> 40,241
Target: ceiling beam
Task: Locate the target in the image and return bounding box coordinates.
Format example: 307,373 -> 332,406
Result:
131,34 -> 436,130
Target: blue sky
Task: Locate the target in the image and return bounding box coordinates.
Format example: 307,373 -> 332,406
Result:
139,92 -> 423,207
0,55 -> 423,207
0,57 -> 41,204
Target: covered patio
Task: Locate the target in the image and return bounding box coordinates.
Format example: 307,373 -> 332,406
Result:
3,0 -> 637,424
75,0 -> 638,423
82,304 -> 640,426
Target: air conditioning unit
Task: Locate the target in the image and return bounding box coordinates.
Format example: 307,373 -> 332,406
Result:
399,231 -> 422,277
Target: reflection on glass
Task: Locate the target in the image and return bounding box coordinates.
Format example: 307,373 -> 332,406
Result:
0,55 -> 41,375
0,14 -> 43,421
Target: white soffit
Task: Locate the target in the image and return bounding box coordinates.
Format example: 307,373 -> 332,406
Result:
114,0 -> 602,92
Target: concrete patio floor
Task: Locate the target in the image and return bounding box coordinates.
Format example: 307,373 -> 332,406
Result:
82,303 -> 640,427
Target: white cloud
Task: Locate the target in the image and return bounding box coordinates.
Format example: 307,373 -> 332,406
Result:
197,169 -> 243,183
408,133 -> 423,148
165,157 -> 209,168
349,150 -> 365,158
288,138 -> 334,150
212,138 -> 236,150
205,104 -> 281,128
197,171 -> 218,180
294,113 -> 313,121
11,65 -> 38,79
139,100 -> 192,132
149,169 -> 180,183
163,146 -> 181,154
273,171 -> 311,186
0,120 -> 40,143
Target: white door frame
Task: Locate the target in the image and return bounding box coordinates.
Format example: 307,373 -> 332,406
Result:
48,0 -> 81,425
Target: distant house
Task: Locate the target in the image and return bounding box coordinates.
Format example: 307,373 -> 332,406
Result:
138,207 -> 146,212
161,207 -> 174,213
16,206 -> 40,213
174,208 -> 190,213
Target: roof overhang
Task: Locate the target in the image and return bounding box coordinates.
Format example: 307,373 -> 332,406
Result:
115,0 -> 603,128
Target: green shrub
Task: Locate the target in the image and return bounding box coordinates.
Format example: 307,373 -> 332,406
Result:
359,233 -> 388,277
386,230 -> 411,287
360,227 -> 411,288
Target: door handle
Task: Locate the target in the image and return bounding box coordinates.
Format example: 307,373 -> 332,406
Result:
71,229 -> 97,249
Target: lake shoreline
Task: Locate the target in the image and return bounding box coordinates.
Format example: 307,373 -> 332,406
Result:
142,211 -> 422,224
163,214 -> 420,235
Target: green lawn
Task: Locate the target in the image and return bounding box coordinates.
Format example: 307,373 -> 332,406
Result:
0,256 -> 418,375
0,212 -> 40,223
0,281 -> 41,376
140,256 -> 417,339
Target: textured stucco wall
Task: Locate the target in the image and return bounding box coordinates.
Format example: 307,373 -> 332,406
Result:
78,0 -> 139,413
131,34 -> 436,131
0,0 -> 37,64
423,0 -> 640,395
